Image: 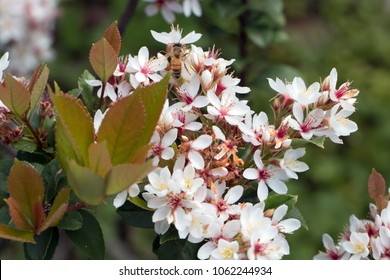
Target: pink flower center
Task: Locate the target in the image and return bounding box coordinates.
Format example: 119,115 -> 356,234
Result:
259,168 -> 271,181
254,242 -> 266,256
167,194 -> 184,211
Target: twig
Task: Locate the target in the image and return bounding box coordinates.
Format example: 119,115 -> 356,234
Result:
118,0 -> 139,37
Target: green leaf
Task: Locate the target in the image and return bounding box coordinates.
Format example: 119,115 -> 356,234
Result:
247,27 -> 274,48
97,91 -> 146,165
12,138 -> 38,153
6,160 -> 45,230
159,226 -> 179,245
128,196 -> 151,211
264,193 -> 298,210
52,93 -> 94,170
66,160 -> 105,206
0,74 -> 30,119
117,201 -> 154,228
28,64 -> 49,118
58,211 -> 83,231
135,75 -> 169,152
37,188 -> 71,234
24,227 -> 59,259
88,141 -> 112,178
65,210 -> 105,259
97,75 -> 169,165
285,207 -> 308,230
89,37 -> 117,82
41,158 -> 61,201
105,161 -> 154,196
103,21 -> 121,55
0,224 -> 35,243
291,135 -> 326,149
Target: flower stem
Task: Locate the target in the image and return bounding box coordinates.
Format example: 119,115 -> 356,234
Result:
118,0 -> 139,36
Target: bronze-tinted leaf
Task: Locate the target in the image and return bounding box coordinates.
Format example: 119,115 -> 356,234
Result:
51,93 -> 94,170
7,160 -> 45,228
105,160 -> 155,196
0,224 -> 35,243
103,21 -> 121,55
28,64 -> 49,118
368,169 -> 386,201
88,141 -> 113,178
0,74 -> 30,119
89,37 -> 117,82
37,188 -> 71,234
97,93 -> 146,165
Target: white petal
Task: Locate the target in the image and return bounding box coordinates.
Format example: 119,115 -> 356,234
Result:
257,181 -> 269,202
212,126 -> 226,141
151,30 -> 172,44
138,46 -> 149,67
224,185 -> 243,204
253,150 -> 264,169
192,135 -> 212,150
188,151 -> 205,170
128,184 -> 140,197
292,102 -> 304,124
197,242 -> 216,259
113,190 -> 128,208
273,205 -> 288,222
152,206 -> 170,222
161,128 -> 178,147
180,31 -> 202,44
243,168 -> 258,180
279,219 -> 301,233
267,177 -> 288,194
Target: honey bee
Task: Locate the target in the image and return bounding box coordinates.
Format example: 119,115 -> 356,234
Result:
166,43 -> 188,80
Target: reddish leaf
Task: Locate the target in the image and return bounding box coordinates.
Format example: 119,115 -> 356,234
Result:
103,21 -> 121,55
0,224 -> 35,244
0,74 -> 30,119
5,197 -> 32,231
7,160 -> 45,228
37,188 -> 71,234
89,37 -> 117,82
368,169 -> 386,201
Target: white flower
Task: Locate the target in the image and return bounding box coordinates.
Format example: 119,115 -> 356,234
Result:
85,79 -> 117,102
212,181 -> 243,220
177,75 -> 209,111
329,104 -> 358,137
186,134 -> 213,169
0,52 -> 10,81
149,129 -> 178,166
342,232 -> 370,260
144,0 -> 183,23
243,150 -> 288,202
239,203 -> 270,241
239,112 -> 272,146
272,205 -> 301,234
126,46 -> 167,87
288,102 -> 325,140
267,77 -> 289,97
286,77 -> 321,106
151,25 -> 202,45
216,74 -> 250,95
145,167 -> 177,197
183,0 -> 202,17
279,148 -> 309,180
313,233 -> 350,260
207,90 -> 250,125
210,239 -> 240,260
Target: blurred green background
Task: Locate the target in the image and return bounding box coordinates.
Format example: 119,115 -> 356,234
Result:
1,0 -> 390,259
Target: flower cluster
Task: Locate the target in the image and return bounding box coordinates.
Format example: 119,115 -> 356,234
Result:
314,200 -> 390,260
87,25 -> 359,259
0,0 -> 58,75
143,0 -> 202,23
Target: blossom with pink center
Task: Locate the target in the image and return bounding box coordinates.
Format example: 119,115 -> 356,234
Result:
149,128 -> 178,166
243,150 -> 288,202
314,233 -> 351,260
215,74 -> 250,96
288,102 -> 325,140
207,90 -> 250,125
239,112 -> 273,146
210,180 -> 243,221
177,76 -> 209,112
126,46 -> 167,87
143,0 -> 183,24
